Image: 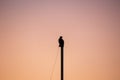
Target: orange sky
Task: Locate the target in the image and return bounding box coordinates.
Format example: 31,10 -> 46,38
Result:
0,0 -> 120,80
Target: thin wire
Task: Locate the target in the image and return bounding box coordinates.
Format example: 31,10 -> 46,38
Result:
50,47 -> 59,80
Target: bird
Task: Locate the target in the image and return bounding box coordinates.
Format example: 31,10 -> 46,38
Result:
58,36 -> 64,47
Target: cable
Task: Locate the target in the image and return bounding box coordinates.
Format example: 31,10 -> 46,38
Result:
50,47 -> 59,80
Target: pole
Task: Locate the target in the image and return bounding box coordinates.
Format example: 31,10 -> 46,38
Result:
61,47 -> 64,80
58,36 -> 64,80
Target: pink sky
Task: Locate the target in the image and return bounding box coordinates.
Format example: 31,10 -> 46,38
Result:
0,0 -> 120,80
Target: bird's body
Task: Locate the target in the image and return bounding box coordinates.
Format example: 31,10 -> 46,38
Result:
58,36 -> 64,47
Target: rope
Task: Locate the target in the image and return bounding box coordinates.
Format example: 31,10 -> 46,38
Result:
50,47 -> 59,80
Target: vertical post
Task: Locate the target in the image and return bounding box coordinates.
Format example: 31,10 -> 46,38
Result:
58,36 -> 64,80
61,47 -> 64,80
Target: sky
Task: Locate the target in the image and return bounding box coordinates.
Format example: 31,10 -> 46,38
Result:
0,0 -> 120,80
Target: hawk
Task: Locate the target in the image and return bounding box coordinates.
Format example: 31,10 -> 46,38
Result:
58,36 -> 64,47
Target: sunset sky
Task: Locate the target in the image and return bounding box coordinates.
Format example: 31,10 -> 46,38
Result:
0,0 -> 120,80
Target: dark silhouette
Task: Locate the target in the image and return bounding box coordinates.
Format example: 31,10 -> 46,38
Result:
58,36 -> 64,47
58,36 -> 64,80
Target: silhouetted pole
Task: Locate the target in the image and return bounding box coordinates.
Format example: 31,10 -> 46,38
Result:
58,36 -> 64,80
61,46 -> 64,80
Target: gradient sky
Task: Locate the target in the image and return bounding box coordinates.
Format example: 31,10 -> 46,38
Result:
0,0 -> 120,80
